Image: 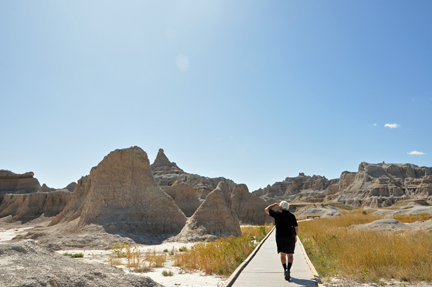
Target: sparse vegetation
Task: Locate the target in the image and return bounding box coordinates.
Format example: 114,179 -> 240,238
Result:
299,210 -> 432,282
110,242 -> 129,258
63,252 -> 84,258
162,270 -> 174,276
173,235 -> 257,275
106,243 -> 167,271
241,224 -> 273,242
178,246 -> 187,252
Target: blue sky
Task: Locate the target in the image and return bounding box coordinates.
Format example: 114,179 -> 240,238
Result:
1,1 -> 431,191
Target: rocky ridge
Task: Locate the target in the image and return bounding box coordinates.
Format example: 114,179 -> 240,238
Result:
253,162 -> 432,207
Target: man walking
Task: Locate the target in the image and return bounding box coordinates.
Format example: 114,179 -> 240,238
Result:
265,201 -> 298,281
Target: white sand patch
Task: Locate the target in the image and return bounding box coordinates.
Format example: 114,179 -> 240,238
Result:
0,226 -> 33,243
55,241 -> 226,287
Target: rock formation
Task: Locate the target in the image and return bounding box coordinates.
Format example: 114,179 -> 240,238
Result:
41,183 -> 56,192
0,170 -> 41,199
151,148 -> 185,176
50,174 -> 94,225
253,162 -> 432,208
150,148 -> 236,195
253,173 -> 338,203
175,181 -> 241,242
163,184 -> 201,217
0,191 -> 72,222
65,182 -> 77,192
231,184 -> 271,225
51,146 -> 187,237
328,162 -> 432,207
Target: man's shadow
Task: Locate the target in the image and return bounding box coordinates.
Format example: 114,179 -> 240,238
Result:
289,277 -> 317,286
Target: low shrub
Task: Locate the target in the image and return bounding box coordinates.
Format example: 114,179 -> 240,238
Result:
162,270 -> 174,276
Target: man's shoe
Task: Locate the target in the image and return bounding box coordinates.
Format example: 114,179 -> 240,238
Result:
284,269 -> 290,281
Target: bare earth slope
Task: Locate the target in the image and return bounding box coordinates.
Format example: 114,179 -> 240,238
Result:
0,240 -> 163,287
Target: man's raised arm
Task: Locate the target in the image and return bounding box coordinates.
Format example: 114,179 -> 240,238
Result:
264,202 -> 279,215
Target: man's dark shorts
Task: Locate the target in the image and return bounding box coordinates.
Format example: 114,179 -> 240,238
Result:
276,236 -> 296,254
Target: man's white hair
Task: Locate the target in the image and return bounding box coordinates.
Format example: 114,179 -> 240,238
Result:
280,201 -> 290,210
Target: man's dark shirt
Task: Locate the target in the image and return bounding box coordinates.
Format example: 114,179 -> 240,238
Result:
269,209 -> 298,237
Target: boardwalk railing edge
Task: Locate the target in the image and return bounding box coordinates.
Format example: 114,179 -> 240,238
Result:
297,220 -> 324,287
223,226 -> 275,287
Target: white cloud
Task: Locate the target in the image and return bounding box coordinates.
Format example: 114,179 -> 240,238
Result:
408,151 -> 426,155
373,123 -> 376,126
384,123 -> 400,129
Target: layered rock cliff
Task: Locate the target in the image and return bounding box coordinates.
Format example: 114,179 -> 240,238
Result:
328,162 -> 432,207
253,162 -> 432,207
0,170 -> 41,199
0,191 -> 73,222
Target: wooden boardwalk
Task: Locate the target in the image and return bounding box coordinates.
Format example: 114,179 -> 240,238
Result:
226,228 -> 318,287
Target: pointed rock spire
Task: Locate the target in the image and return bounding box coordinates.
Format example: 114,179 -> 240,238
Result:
151,148 -> 185,175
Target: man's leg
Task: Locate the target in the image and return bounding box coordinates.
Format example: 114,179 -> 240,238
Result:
287,254 -> 294,271
280,252 -> 287,270
280,252 -> 290,281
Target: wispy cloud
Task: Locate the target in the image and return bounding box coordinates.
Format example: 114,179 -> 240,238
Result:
408,151 -> 426,155
385,123 -> 400,129
373,123 -> 376,126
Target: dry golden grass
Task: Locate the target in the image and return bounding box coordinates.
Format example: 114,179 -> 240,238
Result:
241,224 -> 273,237
107,244 -> 167,271
107,257 -> 122,265
144,248 -> 167,268
173,235 -> 257,275
125,245 -> 141,268
393,213 -> 432,223
299,210 -> 432,282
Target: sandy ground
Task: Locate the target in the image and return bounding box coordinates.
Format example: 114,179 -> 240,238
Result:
0,226 -> 34,242
0,226 -> 225,287
54,243 -> 226,287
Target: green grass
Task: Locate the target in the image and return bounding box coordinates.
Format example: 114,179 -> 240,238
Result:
63,252 -> 84,258
162,270 -> 174,276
